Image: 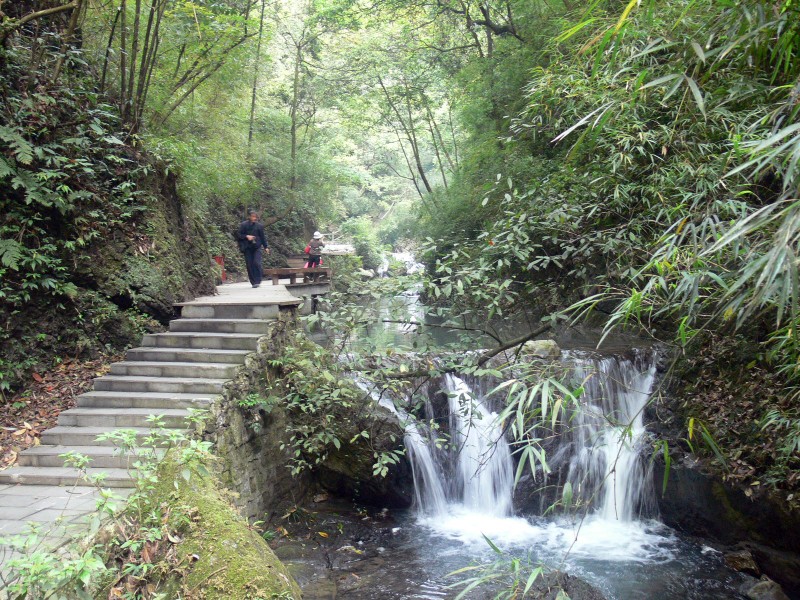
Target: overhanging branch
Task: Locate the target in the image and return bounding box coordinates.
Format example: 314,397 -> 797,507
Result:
361,323 -> 553,379
1,1 -> 78,45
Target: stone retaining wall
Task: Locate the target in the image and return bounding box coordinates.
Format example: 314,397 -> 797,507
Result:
205,314 -> 311,520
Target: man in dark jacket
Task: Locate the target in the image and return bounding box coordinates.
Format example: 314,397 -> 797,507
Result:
238,211 -> 269,287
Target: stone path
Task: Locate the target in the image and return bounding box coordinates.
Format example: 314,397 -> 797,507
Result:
0,281 -> 304,579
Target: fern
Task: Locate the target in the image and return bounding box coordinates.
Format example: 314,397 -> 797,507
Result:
0,239 -> 24,270
0,157 -> 14,179
0,125 -> 34,165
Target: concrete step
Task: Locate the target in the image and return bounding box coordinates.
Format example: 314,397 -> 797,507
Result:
93,375 -> 226,394
77,391 -> 218,409
17,445 -> 164,469
57,408 -> 190,428
142,332 -> 261,350
0,466 -> 135,488
126,347 -> 250,364
41,426 -> 188,447
110,361 -> 238,379
169,318 -> 272,334
180,303 -> 297,320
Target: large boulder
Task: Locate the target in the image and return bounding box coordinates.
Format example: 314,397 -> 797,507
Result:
148,455 -> 303,599
726,548 -> 761,577
653,460 -> 800,597
742,576 -> 791,600
521,339 -> 561,359
317,403 -> 414,508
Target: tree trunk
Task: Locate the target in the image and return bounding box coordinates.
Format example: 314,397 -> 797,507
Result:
248,0 -> 266,146
51,0 -> 83,82
100,4 -> 122,90
402,81 -> 433,194
126,0 -> 141,120
137,0 -> 165,126
119,0 -> 127,116
131,0 -> 156,128
289,37 -> 302,192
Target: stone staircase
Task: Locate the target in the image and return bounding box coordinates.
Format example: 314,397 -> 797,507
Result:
0,283 -> 300,490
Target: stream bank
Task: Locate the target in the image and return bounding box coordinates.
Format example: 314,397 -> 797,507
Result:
293,271 -> 799,599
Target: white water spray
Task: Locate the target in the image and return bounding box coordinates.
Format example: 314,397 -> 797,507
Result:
446,374 -> 514,516
562,351 -> 658,522
399,350 -> 667,559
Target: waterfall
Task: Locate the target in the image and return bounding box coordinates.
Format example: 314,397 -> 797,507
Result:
447,375 -> 514,516
401,350 -> 659,531
561,350 -> 658,522
404,374 -> 514,517
377,251 -> 425,277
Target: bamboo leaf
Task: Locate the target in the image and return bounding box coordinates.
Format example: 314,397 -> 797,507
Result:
683,75 -> 705,118
482,534 -> 503,555
614,0 -> 640,34
551,103 -> 614,144
523,566 -> 544,594
640,73 -> 681,90
690,41 -> 705,63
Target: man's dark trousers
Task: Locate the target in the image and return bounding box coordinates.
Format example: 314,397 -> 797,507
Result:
244,246 -> 263,286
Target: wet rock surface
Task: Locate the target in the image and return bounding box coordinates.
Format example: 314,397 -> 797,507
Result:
521,339 -> 561,359
317,404 -> 413,508
726,549 -> 761,577
742,576 -> 792,600
653,461 -> 800,598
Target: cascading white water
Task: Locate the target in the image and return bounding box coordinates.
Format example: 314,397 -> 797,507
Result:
405,421 -> 449,515
446,374 -> 514,516
398,374 -> 542,546
562,351 -> 658,522
378,251 -> 426,277
399,349 -> 666,557
403,374 -> 514,517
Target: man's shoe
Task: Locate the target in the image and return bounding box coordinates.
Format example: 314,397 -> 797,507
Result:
254,284 -> 260,288
252,284 -> 258,288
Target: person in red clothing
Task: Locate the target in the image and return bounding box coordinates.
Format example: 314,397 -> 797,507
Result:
306,231 -> 324,268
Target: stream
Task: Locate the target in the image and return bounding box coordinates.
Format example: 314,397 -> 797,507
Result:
280,255 -> 752,599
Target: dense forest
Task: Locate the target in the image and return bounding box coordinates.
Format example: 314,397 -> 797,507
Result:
2,0 -> 800,597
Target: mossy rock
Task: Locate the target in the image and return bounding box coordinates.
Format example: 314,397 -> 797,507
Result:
152,457 -> 302,600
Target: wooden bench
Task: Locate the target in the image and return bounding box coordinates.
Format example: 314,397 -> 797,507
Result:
264,267 -> 332,285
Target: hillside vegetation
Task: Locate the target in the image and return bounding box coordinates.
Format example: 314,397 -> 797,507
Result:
2,0 -> 800,494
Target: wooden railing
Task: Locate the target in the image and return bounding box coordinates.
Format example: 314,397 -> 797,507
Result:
264,267 -> 332,286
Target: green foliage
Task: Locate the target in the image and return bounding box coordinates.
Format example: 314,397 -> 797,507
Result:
0,531 -> 108,600
341,216 -> 383,271
268,332 -> 403,477
0,410 -> 213,598
446,535 -> 554,600
0,35 -> 216,390
761,409 -> 800,472
326,254 -> 365,294
407,3 -> 800,498
0,71 -> 146,308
